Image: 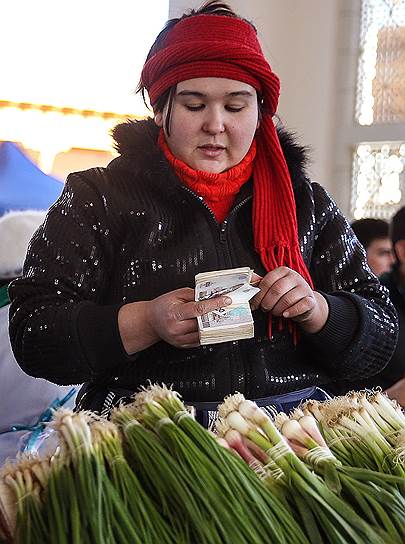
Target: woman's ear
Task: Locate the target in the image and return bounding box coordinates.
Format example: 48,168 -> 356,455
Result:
154,112 -> 163,127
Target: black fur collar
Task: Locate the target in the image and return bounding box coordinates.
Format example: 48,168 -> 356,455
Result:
110,117 -> 310,187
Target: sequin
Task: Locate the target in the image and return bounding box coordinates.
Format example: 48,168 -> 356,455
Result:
8,129 -> 398,403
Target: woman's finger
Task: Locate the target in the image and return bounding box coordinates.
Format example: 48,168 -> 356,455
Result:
176,295 -> 232,321
282,296 -> 316,319
250,272 -> 263,285
173,287 -> 198,302
259,275 -> 302,312
176,331 -> 201,348
270,285 -> 309,316
250,267 -> 294,310
175,318 -> 199,335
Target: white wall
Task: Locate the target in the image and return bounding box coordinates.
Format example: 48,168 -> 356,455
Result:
169,0 -> 351,213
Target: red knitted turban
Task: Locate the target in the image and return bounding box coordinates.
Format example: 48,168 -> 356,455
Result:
141,14 -> 313,327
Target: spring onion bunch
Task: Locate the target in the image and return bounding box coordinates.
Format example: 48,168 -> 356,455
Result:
45,408 -> 145,544
275,412 -> 405,542
298,391 -> 405,480
0,463 -> 18,542
133,384 -> 310,544
3,386 -> 405,544
113,404 -> 206,543
123,387 -> 274,543
217,393 -> 390,544
90,418 -> 175,544
0,456 -> 49,544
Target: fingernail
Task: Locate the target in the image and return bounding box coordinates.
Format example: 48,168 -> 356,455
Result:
223,296 -> 232,305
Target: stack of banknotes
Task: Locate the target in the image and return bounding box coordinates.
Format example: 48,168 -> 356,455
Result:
195,267 -> 260,345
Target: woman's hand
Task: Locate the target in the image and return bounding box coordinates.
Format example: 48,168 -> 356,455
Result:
118,288 -> 232,354
250,267 -> 329,334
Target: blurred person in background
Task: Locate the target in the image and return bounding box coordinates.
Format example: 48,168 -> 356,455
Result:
0,210 -> 77,466
351,218 -> 394,277
8,1 -> 398,424
376,207 -> 405,406
332,209 -> 405,405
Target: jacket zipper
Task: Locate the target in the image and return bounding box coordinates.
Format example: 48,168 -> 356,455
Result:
180,186 -> 252,394
181,185 -> 232,267
219,220 -> 228,242
180,185 -> 217,223
180,185 -> 252,244
218,194 -> 253,394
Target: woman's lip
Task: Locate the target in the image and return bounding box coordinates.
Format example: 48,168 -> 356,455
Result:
198,146 -> 225,157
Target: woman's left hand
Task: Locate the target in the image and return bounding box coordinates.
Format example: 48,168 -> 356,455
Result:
250,267 -> 329,334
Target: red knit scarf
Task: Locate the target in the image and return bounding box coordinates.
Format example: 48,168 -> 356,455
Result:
141,14 -> 314,338
159,131 -> 255,223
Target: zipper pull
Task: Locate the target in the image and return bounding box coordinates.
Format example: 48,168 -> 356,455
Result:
220,220 -> 228,242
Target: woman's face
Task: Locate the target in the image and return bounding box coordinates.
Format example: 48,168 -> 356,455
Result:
155,77 -> 259,173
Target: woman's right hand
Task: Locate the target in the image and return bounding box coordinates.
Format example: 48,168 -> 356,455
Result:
118,288 -> 232,354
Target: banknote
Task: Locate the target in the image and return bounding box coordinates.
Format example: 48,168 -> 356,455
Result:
195,267 -> 260,345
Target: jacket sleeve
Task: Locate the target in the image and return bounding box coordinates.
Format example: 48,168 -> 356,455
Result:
304,182 -> 398,380
8,170 -> 131,385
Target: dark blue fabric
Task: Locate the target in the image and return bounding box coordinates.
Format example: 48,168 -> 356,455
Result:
75,384 -> 330,427
0,141 -> 63,215
191,386 -> 330,428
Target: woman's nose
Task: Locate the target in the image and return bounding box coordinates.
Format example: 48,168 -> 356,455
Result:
202,109 -> 225,134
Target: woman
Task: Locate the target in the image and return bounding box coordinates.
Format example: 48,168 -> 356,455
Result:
9,1 -> 397,423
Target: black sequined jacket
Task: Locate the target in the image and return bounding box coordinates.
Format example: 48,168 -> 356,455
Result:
340,267 -> 405,392
9,119 -> 398,403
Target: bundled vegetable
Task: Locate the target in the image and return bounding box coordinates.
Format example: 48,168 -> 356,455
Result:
0,410 -> 174,544
114,384 -> 310,544
0,456 -> 48,544
298,390 -> 405,478
0,386 -> 404,544
274,411 -> 405,542
90,418 -> 176,544
216,392 -> 404,544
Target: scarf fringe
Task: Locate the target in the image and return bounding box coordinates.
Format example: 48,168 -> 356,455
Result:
267,316 -> 299,347
258,245 -> 313,288
260,244 -> 311,347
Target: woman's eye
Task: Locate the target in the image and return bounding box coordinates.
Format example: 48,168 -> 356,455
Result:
226,105 -> 244,112
185,104 -> 204,111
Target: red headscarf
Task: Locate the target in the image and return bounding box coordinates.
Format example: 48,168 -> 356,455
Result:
141,14 -> 313,334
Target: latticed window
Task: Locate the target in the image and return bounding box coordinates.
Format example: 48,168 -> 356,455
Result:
351,0 -> 405,219
352,141 -> 405,218
357,0 -> 405,125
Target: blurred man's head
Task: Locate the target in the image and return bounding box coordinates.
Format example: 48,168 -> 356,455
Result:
351,218 -> 394,277
391,207 -> 405,271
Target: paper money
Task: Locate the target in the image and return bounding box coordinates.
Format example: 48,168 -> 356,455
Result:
195,267 -> 260,345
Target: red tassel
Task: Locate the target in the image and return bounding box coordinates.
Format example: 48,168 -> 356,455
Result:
267,316 -> 299,347
267,317 -> 273,340
292,325 -> 299,346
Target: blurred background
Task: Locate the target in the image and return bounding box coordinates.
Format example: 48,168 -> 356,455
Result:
1,0 -> 404,219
